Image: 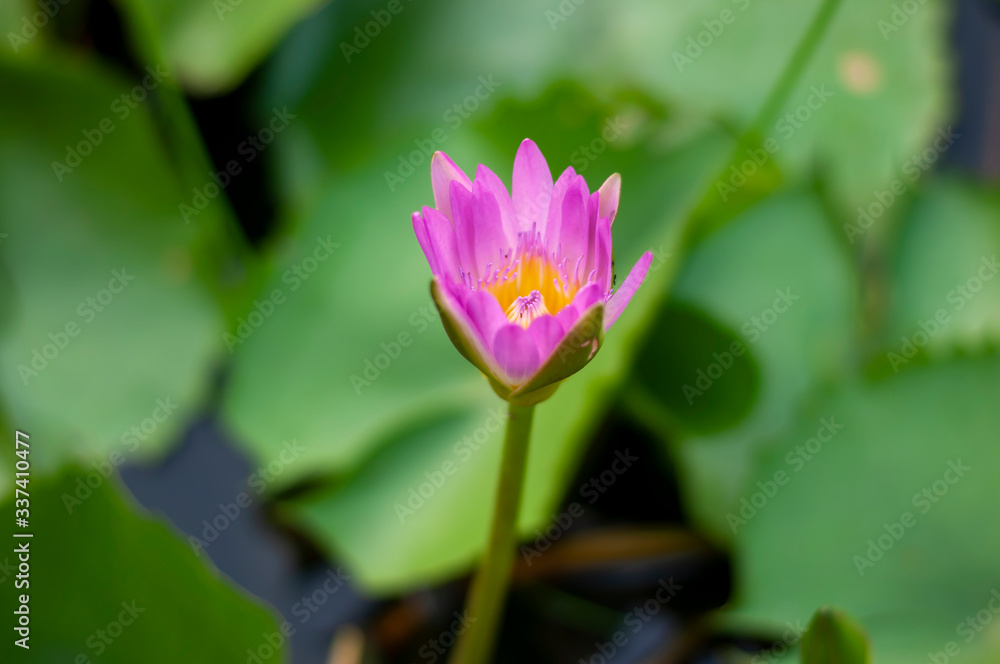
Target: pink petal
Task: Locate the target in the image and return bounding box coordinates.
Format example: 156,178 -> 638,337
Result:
472,177 -> 511,272
493,324 -> 541,383
555,303 -> 580,331
432,278 -> 503,379
598,173 -> 621,226
584,191 -> 600,276
465,290 -> 509,350
559,176 -> 590,266
595,218 -> 612,290
432,152 -> 472,221
544,166 -> 578,252
412,211 -> 437,274
572,282 -> 605,312
527,314 -> 565,362
475,164 -> 519,244
605,251 -> 653,330
512,139 -> 553,232
450,181 -> 478,279
421,206 -> 460,280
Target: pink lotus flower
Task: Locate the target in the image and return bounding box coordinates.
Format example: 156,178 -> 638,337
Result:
412,139 -> 653,404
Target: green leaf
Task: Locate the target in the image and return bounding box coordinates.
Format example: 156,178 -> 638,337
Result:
286,0 -> 948,213
118,0 -> 333,93
880,178 -> 1000,368
800,607 -> 870,664
664,188 -> 857,538
632,302 -> 761,434
0,57 -> 225,479
732,357 -> 1000,664
0,469 -> 285,662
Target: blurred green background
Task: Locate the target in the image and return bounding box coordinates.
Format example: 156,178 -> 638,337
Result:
1,0 -> 999,662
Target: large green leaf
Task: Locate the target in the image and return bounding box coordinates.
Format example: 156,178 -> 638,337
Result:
119,0 -> 333,93
732,357 -> 1000,664
0,57 -> 225,480
661,188 -> 857,538
0,469 -> 285,662
284,0 -> 948,213
880,178 -> 1000,368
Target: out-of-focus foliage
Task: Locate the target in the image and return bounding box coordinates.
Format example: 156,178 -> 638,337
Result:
0,0 -> 997,661
0,58 -> 225,483
0,469 -> 285,662
800,607 -> 870,664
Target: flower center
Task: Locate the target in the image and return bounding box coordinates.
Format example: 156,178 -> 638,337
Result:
464,229 -> 586,327
505,290 -> 550,327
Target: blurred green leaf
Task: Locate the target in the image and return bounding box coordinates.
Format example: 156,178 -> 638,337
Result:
662,188 -> 857,538
118,0 -> 333,93
285,0 -> 947,213
879,178 -> 1000,368
733,357 -> 1000,664
800,607 -> 870,664
0,469 -> 285,662
0,57 -> 226,480
632,302 -> 761,434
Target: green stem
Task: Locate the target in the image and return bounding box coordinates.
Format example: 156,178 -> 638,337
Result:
449,403 -> 535,664
683,0 -> 844,247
